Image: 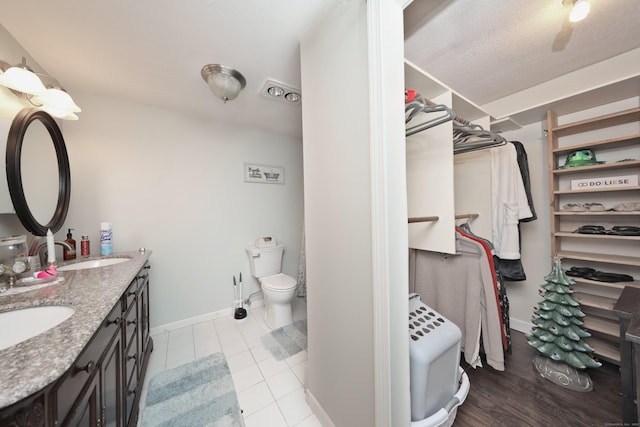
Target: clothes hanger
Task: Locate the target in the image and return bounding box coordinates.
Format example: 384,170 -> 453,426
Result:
406,103 -> 455,136
455,231 -> 482,256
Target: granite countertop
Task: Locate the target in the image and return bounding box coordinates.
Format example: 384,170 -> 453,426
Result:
0,250 -> 152,409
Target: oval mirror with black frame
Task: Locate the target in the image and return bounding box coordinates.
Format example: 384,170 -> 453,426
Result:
6,108 -> 71,236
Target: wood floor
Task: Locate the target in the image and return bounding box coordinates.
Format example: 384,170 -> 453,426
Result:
454,331 -> 624,427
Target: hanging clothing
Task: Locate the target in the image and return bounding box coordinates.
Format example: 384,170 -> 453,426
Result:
490,143 -> 532,260
493,141 -> 537,281
510,141 -> 537,222
456,227 -> 509,352
409,239 -> 505,371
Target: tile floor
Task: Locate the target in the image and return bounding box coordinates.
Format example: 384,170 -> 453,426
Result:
139,298 -> 320,427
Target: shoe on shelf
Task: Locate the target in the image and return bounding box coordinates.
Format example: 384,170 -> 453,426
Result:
561,203 -> 587,212
610,202 -> 640,212
583,203 -> 606,212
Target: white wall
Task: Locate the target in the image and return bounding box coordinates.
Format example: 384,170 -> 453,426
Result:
0,23 -> 304,328
301,1 -> 375,425
53,93 -> 304,327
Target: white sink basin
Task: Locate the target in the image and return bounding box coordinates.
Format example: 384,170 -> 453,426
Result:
0,305 -> 75,351
58,257 -> 131,271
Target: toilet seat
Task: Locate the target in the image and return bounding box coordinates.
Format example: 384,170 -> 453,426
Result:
260,273 -> 297,292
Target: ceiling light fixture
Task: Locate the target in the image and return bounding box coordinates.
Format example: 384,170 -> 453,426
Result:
0,57 -> 81,120
259,79 -> 301,105
568,0 -> 590,22
201,64 -> 246,103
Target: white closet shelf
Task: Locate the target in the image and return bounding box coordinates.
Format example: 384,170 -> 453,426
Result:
558,250 -> 640,267
585,336 -> 620,364
554,232 -> 640,241
552,133 -> 640,155
553,160 -> 640,175
570,276 -> 640,291
553,187 -> 640,195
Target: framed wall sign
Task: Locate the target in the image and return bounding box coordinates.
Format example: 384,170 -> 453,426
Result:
244,163 -> 285,184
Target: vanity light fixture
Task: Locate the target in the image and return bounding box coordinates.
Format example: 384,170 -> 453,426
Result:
565,0 -> 590,22
201,64 -> 246,103
259,79 -> 301,105
0,57 -> 81,120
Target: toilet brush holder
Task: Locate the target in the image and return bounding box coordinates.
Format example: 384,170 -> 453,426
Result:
233,299 -> 247,320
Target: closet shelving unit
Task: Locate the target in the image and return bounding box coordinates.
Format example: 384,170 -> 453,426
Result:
547,106 -> 640,364
405,60 -> 494,254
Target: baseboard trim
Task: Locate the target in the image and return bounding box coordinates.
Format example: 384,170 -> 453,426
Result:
510,317 -> 533,335
149,300 -> 265,336
306,389 -> 336,427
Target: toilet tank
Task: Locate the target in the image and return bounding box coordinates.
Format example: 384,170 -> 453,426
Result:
246,245 -> 284,278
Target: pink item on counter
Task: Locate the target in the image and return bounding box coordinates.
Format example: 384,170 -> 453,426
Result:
36,265 -> 58,279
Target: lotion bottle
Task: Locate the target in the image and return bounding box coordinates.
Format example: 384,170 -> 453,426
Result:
63,228 -> 77,260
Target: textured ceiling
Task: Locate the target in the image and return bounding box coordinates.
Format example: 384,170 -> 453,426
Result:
1,0 -> 639,137
1,1 -> 335,137
404,0 -> 640,107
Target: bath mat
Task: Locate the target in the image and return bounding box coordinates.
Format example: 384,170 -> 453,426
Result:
140,353 -> 243,427
261,319 -> 307,361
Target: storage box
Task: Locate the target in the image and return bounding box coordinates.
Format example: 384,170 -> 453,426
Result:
570,174 -> 638,191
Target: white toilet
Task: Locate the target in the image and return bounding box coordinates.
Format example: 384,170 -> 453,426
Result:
246,242 -> 297,329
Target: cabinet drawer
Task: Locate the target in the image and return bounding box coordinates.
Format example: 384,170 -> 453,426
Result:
54,304 -> 120,424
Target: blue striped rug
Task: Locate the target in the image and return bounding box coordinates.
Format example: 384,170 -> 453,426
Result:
140,353 -> 243,426
261,319 -> 307,361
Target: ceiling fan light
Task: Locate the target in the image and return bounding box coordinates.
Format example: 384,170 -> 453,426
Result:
569,0 -> 590,22
201,64 -> 246,103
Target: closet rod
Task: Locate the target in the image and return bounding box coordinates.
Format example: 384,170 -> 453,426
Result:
408,216 -> 439,223
455,213 -> 479,220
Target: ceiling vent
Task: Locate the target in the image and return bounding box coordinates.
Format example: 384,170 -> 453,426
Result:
259,79 -> 301,105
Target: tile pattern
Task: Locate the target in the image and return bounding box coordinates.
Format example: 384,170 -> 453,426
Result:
140,298 -> 320,427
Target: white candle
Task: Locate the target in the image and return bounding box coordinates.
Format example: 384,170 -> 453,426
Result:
46,229 -> 55,264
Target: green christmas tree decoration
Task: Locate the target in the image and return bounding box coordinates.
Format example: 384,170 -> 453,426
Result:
527,257 -> 601,370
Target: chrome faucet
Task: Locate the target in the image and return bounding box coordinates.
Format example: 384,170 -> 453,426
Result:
37,241 -> 74,267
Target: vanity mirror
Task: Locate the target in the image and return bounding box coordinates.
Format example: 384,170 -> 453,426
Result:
6,108 -> 70,236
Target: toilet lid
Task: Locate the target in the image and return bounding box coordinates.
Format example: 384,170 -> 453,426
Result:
261,273 -> 297,291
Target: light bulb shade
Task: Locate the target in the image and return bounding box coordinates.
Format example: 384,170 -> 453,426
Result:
41,105 -> 79,120
570,0 -> 590,22
201,64 -> 246,103
34,87 -> 82,113
0,66 -> 46,95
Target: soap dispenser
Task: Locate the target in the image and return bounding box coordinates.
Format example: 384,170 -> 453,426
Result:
63,228 -> 77,260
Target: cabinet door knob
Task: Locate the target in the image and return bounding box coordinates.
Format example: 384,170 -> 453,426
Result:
79,360 -> 96,374
127,354 -> 137,361
127,319 -> 137,326
107,317 -> 121,326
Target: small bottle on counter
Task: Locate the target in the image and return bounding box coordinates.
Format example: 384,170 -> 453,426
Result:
63,228 -> 76,260
81,235 -> 90,257
100,222 -> 112,255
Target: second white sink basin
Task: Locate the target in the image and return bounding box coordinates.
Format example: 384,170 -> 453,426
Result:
58,257 -> 131,271
0,305 -> 75,351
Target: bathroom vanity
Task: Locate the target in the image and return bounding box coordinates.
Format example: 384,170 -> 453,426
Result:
0,250 -> 152,427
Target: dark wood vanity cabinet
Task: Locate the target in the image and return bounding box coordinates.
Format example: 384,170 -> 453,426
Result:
0,262 -> 153,427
